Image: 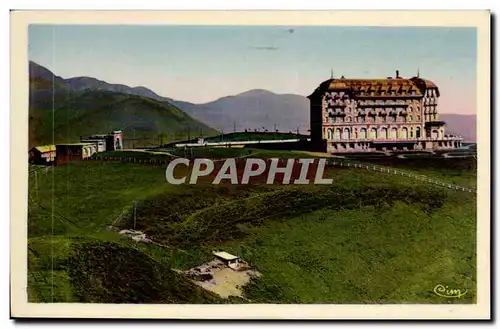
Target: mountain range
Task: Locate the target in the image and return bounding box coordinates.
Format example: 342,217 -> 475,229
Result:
28,61 -> 477,148
29,61 -> 216,148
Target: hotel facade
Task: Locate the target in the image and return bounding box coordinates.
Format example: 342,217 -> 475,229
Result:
308,71 -> 463,153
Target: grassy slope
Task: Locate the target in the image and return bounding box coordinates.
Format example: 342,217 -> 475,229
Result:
224,196 -> 475,303
342,155 -> 477,189
28,161 -> 226,303
29,80 -> 218,149
29,77 -> 71,147
28,153 -> 477,304
28,235 -> 223,303
28,162 -> 171,237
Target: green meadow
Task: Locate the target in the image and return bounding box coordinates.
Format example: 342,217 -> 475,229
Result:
27,150 -> 477,304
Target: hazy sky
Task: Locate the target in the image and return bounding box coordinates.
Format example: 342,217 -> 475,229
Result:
29,25 -> 477,114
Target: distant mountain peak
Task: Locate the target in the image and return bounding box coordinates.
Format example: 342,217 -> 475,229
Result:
29,60 -> 63,82
236,89 -> 277,97
29,61 -> 171,103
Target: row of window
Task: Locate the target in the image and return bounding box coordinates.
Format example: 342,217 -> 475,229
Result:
328,115 -> 421,123
325,127 -> 422,140
357,90 -> 418,96
327,106 -> 420,113
425,114 -> 439,121
426,89 -> 437,97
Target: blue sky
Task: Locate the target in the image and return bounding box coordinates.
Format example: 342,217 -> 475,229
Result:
29,25 -> 477,114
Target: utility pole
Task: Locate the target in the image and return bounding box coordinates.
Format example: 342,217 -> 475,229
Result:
296,127 -> 299,137
133,201 -> 137,230
274,124 -> 277,140
133,128 -> 136,149
34,170 -> 39,202
221,129 -> 224,143
233,121 -> 236,133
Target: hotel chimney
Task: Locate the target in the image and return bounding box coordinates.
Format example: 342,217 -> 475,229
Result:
396,70 -> 400,78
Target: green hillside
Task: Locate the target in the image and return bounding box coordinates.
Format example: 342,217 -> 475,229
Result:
29,79 -> 217,149
29,76 -> 72,147
28,235 -> 224,303
28,152 -> 477,304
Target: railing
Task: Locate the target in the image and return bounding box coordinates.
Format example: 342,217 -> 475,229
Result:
327,159 -> 476,194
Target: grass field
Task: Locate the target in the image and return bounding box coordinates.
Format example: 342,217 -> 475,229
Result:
223,198 -> 475,303
27,152 -> 477,304
341,155 -> 477,189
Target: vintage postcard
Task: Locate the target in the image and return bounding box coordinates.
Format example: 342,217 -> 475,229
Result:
10,10 -> 490,319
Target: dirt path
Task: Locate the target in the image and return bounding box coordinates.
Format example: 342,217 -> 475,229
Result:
181,260 -> 261,298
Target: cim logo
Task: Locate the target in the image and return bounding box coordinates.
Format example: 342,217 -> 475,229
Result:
165,158 -> 334,185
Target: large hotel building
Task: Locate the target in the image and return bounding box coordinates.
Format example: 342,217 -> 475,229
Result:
308,71 -> 463,153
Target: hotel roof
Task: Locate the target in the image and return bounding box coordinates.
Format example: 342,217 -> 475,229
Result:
308,74 -> 439,98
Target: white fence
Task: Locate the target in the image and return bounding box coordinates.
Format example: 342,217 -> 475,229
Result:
327,159 -> 476,194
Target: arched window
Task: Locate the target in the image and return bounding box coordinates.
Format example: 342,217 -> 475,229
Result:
432,129 -> 439,139
401,127 -> 408,139
343,128 -> 351,140
390,127 -> 398,139
416,127 -> 421,138
360,128 -> 367,139
327,128 -> 333,140
115,138 -> 121,150
335,128 -> 342,140
380,127 -> 388,139
370,127 -> 378,139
